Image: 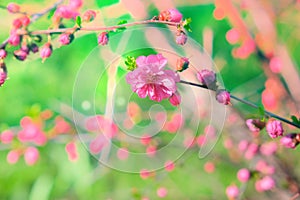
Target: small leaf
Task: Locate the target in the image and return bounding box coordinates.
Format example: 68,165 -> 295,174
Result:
291,115 -> 300,125
115,20 -> 127,32
47,7 -> 57,19
124,56 -> 136,71
76,16 -> 82,27
183,18 -> 192,32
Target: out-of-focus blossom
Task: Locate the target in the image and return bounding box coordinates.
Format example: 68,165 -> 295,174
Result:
216,90 -> 230,105
226,185 -> 239,199
246,119 -> 265,132
237,168 -> 250,182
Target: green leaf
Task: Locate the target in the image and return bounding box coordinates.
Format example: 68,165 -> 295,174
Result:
47,7 -> 56,20
76,16 -> 82,27
124,56 -> 136,71
96,0 -> 119,8
115,20 -> 128,32
291,115 -> 300,125
183,18 -> 192,32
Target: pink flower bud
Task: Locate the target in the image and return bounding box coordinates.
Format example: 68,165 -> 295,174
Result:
226,185 -> 239,199
196,69 -> 216,87
14,49 -> 27,61
176,31 -> 187,45
8,33 -> 21,46
260,141 -> 278,156
83,10 -> 96,22
140,169 -> 152,179
140,134 -> 151,146
164,160 -> 175,172
256,176 -> 275,192
65,141 -> 78,162
12,18 -> 22,29
7,3 -> 20,13
176,57 -> 189,72
40,43 -> 52,60
98,32 -> 109,46
56,5 -> 79,19
238,140 -> 249,152
24,146 -> 39,166
255,160 -> 275,175
146,145 -> 156,157
0,62 -> 7,86
246,119 -> 265,132
266,120 -> 283,138
157,187 -> 168,198
216,90 -> 230,105
21,44 -> 30,54
59,33 -> 74,45
244,143 -> 258,160
168,9 -> 182,22
7,150 -> 20,164
204,161 -> 215,173
1,130 -> 14,144
0,49 -> 7,59
226,28 -> 240,44
169,92 -> 181,106
280,133 -> 299,149
237,168 -> 250,182
29,43 -> 39,53
20,16 -> 30,27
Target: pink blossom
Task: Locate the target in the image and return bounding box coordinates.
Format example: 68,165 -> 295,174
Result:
89,134 -> 108,154
197,69 -> 216,87
7,150 -> 20,164
117,147 -> 129,160
12,18 -> 22,29
157,187 -> 168,198
176,57 -> 189,72
255,160 -> 275,175
168,9 -> 182,22
204,161 -> 215,173
280,134 -> 298,149
237,168 -> 250,182
85,115 -> 118,138
59,33 -> 73,45
0,130 -> 14,144
238,140 -> 249,152
20,16 -> 30,27
55,5 -> 79,19
65,141 -> 78,162
196,135 -> 206,147
266,120 -> 283,138
7,3 -> 20,13
0,63 -> 7,87
140,134 -> 152,146
226,28 -> 240,44
260,141 -> 278,156
164,160 -> 175,172
140,169 -> 152,179
176,31 -> 187,45
98,32 -> 109,46
40,43 -> 52,60
244,143 -> 258,160
169,92 -> 181,106
226,185 -> 239,199
146,145 -> 156,157
24,147 -> 39,166
126,54 -> 180,103
269,57 -> 282,73
216,90 -> 230,105
14,49 -> 27,61
0,49 -> 7,59
68,0 -> 83,9
256,176 -> 275,192
8,33 -> 21,46
246,119 -> 265,132
83,10 -> 96,22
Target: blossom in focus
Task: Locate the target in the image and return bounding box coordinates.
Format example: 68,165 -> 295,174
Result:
196,69 -> 216,87
159,9 -> 182,22
40,43 -> 52,61
266,120 -> 283,138
98,32 -> 109,46
246,119 -> 266,132
126,54 -> 180,103
216,89 -> 230,105
176,31 -> 187,45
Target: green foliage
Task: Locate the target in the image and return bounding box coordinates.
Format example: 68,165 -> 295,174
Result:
96,0 -> 119,8
291,115 -> 300,126
124,56 -> 137,71
183,18 -> 192,32
115,20 -> 127,32
76,16 -> 82,27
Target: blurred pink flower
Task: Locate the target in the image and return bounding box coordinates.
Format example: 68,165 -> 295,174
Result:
24,146 -> 39,166
237,168 -> 250,182
0,130 -> 14,144
266,120 -> 283,138
164,160 -> 175,172
280,134 -> 299,149
126,54 -> 180,103
226,185 -> 239,199
7,150 -> 20,164
216,90 -> 230,105
204,161 -> 215,173
157,187 -> 168,198
65,141 -> 78,162
159,9 -> 182,22
117,147 -> 129,160
260,141 -> 278,156
7,3 -> 20,13
255,176 -> 275,192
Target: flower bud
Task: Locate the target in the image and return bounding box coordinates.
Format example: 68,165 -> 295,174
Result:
7,3 -> 20,13
0,49 -> 7,59
266,120 -> 283,138
24,146 -> 39,166
20,16 -> 30,27
216,89 -> 230,105
280,133 -> 300,149
159,9 -> 182,22
176,57 -> 189,72
169,92 -> 181,106
0,62 -> 7,86
59,33 -> 74,45
98,32 -> 109,46
21,44 -> 30,54
196,69 -> 216,87
8,33 -> 21,46
14,49 -> 27,61
82,10 -> 96,22
237,168 -> 251,182
176,31 -> 187,45
29,43 -> 39,53
226,185 -> 239,199
246,119 -> 265,132
12,18 -> 22,29
40,43 -> 52,61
